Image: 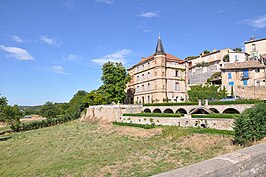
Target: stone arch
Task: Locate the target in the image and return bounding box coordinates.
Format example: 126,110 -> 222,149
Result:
143,108 -> 151,113
190,108 -> 209,114
176,108 -> 187,114
163,108 -> 174,113
222,108 -> 240,114
153,108 -> 162,113
210,108 -> 220,113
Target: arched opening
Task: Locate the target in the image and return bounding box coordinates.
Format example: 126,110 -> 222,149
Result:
143,108 -> 151,113
190,108 -> 209,114
153,108 -> 162,113
163,108 -> 174,113
176,108 -> 187,114
222,108 -> 240,114
200,124 -> 206,128
210,108 -> 219,113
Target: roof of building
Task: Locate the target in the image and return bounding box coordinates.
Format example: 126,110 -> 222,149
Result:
154,35 -> 166,55
221,60 -> 266,70
244,37 -> 266,44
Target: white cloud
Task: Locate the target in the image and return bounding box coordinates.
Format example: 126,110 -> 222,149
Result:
68,54 -> 82,61
95,0 -> 113,5
10,35 -> 24,43
40,36 -> 62,46
139,11 -> 159,18
143,29 -> 151,33
0,44 -> 34,60
217,10 -> 224,14
92,49 -> 131,65
242,15 -> 266,29
51,66 -> 68,75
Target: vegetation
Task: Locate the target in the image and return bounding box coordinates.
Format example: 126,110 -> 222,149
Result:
0,105 -> 22,131
222,54 -> 229,62
207,72 -> 221,83
100,62 -> 130,104
188,84 -> 227,102
195,61 -> 209,67
185,56 -> 197,61
144,102 -> 197,106
123,113 -> 182,117
192,114 -> 239,119
233,102 -> 266,146
0,120 -> 241,176
40,101 -> 60,119
233,48 -> 242,52
209,99 -> 260,105
202,50 -> 210,55
113,121 -> 155,129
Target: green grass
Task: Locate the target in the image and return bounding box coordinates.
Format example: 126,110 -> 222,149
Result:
191,114 -> 240,119
0,120 -> 240,177
113,121 -> 155,129
0,126 -> 11,132
123,113 -> 182,117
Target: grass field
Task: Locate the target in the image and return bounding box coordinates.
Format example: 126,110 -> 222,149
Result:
0,120 -> 242,177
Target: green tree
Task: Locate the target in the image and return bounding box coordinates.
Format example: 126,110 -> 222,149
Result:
0,95 -> 8,122
40,101 -> 60,119
1,105 -> 22,131
83,90 -> 105,107
65,90 -> 87,118
188,84 -> 227,102
233,48 -> 242,52
100,62 -> 130,104
202,50 -> 210,55
233,102 -> 266,146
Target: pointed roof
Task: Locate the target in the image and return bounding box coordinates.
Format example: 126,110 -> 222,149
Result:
154,34 -> 166,55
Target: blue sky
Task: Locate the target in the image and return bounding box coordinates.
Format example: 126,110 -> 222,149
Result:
0,0 -> 266,106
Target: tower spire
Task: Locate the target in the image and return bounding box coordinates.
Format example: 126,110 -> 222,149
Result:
154,34 -> 165,55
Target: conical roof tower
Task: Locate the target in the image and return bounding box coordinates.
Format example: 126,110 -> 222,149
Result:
154,34 -> 166,55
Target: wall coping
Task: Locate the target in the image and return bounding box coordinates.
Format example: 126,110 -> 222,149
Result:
153,142 -> 266,177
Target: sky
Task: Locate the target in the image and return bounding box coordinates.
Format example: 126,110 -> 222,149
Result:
0,0 -> 266,106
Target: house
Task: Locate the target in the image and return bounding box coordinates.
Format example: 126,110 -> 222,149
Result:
221,60 -> 266,100
126,36 -> 187,104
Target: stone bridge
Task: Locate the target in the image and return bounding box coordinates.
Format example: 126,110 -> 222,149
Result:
143,104 -> 254,114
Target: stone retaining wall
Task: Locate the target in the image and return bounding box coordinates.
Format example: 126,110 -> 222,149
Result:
153,141 -> 266,177
119,116 -> 234,130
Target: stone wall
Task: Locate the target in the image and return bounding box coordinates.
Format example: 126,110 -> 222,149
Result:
80,104 -> 143,123
119,115 -> 234,130
153,141 -> 266,177
236,85 -> 266,100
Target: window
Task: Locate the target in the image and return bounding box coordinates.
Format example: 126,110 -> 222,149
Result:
147,83 -> 150,90
243,80 -> 247,86
137,76 -> 140,82
235,55 -> 238,61
142,85 -> 144,91
228,73 -> 232,79
255,68 -> 260,73
175,82 -> 179,91
136,86 -> 139,92
243,69 -> 249,78
148,62 -> 150,68
252,44 -> 256,52
142,73 -> 145,80
148,72 -> 150,78
229,81 -> 234,86
147,95 -> 150,103
175,70 -> 179,77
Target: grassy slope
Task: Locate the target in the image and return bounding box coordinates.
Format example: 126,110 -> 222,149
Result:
0,120 -> 240,177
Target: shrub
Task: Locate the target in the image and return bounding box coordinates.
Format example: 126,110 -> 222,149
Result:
191,114 -> 239,119
113,121 -> 155,129
143,102 -> 197,106
123,113 -> 182,117
209,100 -> 259,105
233,103 -> 266,146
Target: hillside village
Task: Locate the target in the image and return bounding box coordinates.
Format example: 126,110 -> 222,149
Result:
126,36 -> 266,104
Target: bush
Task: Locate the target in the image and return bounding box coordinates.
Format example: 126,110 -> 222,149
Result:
113,121 -> 155,129
209,100 -> 260,105
233,103 -> 266,146
123,113 -> 182,117
143,102 -> 197,106
192,114 -> 239,119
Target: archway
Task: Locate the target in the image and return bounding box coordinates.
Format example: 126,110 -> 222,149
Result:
143,108 -> 151,113
176,108 -> 187,114
210,108 -> 219,113
190,108 -> 209,114
153,108 -> 162,113
222,108 -> 240,114
163,108 -> 174,113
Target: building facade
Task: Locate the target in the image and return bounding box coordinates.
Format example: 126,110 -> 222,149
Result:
127,37 -> 187,104
187,48 -> 234,85
245,37 -> 266,59
221,60 -> 266,99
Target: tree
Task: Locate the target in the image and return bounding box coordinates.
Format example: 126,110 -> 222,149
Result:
83,90 -> 105,107
100,62 -> 130,104
233,48 -> 242,52
1,105 -> 22,131
202,50 -> 210,55
40,101 -> 60,119
234,102 -> 266,146
0,95 -> 8,122
188,84 -> 227,102
65,90 -> 87,117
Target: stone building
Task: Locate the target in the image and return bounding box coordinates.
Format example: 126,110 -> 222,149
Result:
187,48 -> 234,85
221,60 -> 266,99
126,37 -> 187,104
245,37 -> 266,59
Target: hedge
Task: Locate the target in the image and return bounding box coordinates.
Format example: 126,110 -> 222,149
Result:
191,114 -> 239,119
17,110 -> 81,132
113,121 -> 155,129
123,113 -> 182,117
209,100 -> 259,105
143,102 -> 198,106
